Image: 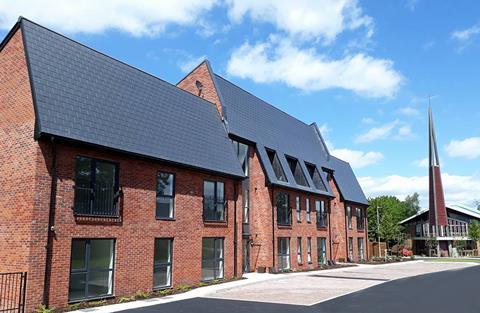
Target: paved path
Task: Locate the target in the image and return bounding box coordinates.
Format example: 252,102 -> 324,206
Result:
76,261 -> 479,313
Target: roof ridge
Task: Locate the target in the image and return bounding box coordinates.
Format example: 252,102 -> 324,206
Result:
213,73 -> 317,130
18,17 -> 219,110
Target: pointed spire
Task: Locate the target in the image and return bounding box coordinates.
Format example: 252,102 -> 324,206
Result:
428,103 -> 448,227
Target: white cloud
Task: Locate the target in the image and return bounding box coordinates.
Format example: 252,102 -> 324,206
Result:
361,117 -> 375,124
355,120 -> 399,143
227,37 -> 402,98
397,106 -> 420,116
445,137 -> 480,159
413,157 -> 429,168
0,0 -> 219,36
225,0 -> 373,43
451,23 -> 480,42
179,54 -> 207,73
331,148 -> 383,169
355,120 -> 415,143
359,173 -> 480,208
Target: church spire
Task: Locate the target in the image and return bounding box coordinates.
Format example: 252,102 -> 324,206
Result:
428,105 -> 447,228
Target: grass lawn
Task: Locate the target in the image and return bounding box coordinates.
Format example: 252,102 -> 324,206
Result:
422,258 -> 480,263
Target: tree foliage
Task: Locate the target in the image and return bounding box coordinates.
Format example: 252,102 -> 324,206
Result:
367,194 -> 420,243
469,220 -> 480,247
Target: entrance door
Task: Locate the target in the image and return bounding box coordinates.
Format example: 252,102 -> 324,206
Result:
242,239 -> 250,273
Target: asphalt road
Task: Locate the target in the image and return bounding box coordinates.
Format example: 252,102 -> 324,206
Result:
124,265 -> 480,313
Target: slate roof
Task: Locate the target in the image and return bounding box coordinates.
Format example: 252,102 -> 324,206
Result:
17,18 -> 244,178
399,205 -> 480,224
213,73 -> 368,204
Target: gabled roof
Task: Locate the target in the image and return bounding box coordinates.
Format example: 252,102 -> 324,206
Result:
213,73 -> 368,204
16,18 -> 244,178
399,204 -> 480,224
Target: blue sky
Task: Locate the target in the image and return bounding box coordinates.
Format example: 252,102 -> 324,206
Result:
1,0 -> 479,207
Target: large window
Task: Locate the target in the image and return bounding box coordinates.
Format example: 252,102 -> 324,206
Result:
296,196 -> 301,222
305,163 -> 327,191
317,237 -> 327,265
243,189 -> 249,224
286,156 -> 309,187
203,181 -> 225,221
202,238 -> 224,281
357,238 -> 364,261
316,200 -> 327,228
74,156 -> 119,217
277,238 -> 290,271
156,172 -> 175,219
69,239 -> 115,302
306,198 -> 311,223
348,237 -> 354,262
153,239 -> 172,289
346,206 -> 353,230
307,238 -> 312,263
266,149 -> 287,182
232,140 -> 249,176
276,192 -> 291,226
297,237 -> 302,264
356,207 -> 365,230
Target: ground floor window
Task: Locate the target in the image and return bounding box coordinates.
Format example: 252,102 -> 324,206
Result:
348,237 -> 354,262
153,239 -> 173,289
69,239 -> 115,302
357,238 -> 364,261
278,237 -> 290,271
307,238 -> 312,263
297,237 -> 302,264
317,237 -> 327,265
202,238 -> 224,281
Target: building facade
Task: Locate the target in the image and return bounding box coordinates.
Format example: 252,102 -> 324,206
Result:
0,18 -> 368,311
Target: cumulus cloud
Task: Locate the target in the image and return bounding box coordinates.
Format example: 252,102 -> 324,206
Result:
451,23 -> 480,42
445,137 -> 480,159
331,148 -> 383,169
179,54 -> 207,73
359,173 -> 480,208
397,106 -> 420,116
227,37 -> 402,98
226,0 -> 373,43
355,120 -> 415,143
413,157 -> 429,168
0,0 -> 219,36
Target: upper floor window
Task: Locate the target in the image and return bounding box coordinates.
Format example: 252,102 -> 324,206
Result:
296,196 -> 301,222
74,156 -> 119,217
232,140 -> 249,176
276,192 -> 291,226
356,207 -> 365,230
306,198 -> 311,223
286,156 -> 309,187
203,181 -> 225,222
156,172 -> 175,219
316,200 -> 328,228
266,149 -> 287,182
347,206 -> 353,230
305,163 -> 327,191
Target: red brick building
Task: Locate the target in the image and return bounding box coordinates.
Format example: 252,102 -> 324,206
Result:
0,18 -> 368,311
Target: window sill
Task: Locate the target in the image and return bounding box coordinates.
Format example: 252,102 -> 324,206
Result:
153,285 -> 172,291
156,217 -> 176,221
277,224 -> 292,229
316,226 -> 328,230
203,220 -> 228,226
74,213 -> 120,218
68,294 -> 115,304
357,229 -> 365,232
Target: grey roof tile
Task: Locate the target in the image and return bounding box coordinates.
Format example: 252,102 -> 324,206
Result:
20,19 -> 244,178
213,74 -> 368,204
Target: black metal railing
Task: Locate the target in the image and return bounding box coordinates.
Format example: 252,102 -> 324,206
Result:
0,272 -> 27,313
316,212 -> 328,228
277,208 -> 292,226
74,185 -> 120,217
203,197 -> 226,221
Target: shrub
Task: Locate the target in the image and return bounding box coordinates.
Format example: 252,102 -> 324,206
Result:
118,296 -> 135,303
155,289 -> 173,296
134,290 -> 150,300
35,304 -> 55,313
176,284 -> 192,292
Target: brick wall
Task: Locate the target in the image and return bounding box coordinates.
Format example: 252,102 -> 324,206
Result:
43,142 -> 243,308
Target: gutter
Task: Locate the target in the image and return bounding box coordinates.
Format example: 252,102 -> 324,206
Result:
233,182 -> 238,277
43,136 -> 57,306
271,185 -> 275,272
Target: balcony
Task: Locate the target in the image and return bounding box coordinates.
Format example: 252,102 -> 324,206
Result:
74,185 -> 120,217
414,222 -> 469,239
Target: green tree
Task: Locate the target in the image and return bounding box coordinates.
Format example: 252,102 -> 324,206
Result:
468,220 -> 480,249
367,196 -> 407,243
403,192 -> 421,217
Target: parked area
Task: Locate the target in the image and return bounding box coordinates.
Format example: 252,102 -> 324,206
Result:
69,260 -> 478,313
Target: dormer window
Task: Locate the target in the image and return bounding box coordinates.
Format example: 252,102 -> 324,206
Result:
266,149 -> 287,182
305,163 -> 327,191
286,156 -> 309,187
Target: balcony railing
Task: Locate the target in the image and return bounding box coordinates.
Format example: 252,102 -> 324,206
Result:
415,223 -> 469,238
316,213 -> 328,228
74,185 -> 120,217
277,208 -> 292,226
